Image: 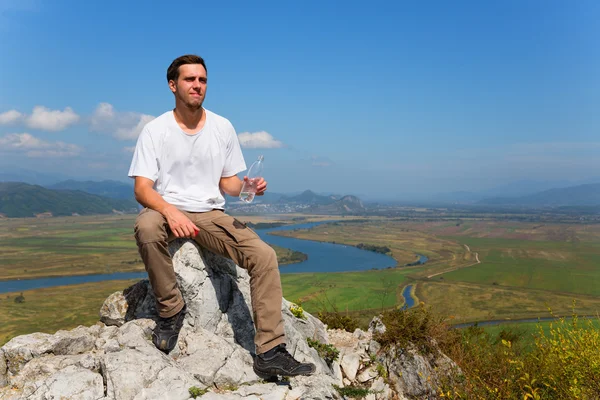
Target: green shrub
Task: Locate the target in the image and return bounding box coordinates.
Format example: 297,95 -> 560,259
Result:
440,311 -> 600,400
317,310 -> 359,332
307,338 -> 339,364
188,386 -> 207,398
289,303 -> 306,320
374,303 -> 450,353
333,385 -> 373,398
376,363 -> 387,379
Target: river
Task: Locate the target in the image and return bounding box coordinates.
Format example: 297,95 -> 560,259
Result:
0,220 -> 402,294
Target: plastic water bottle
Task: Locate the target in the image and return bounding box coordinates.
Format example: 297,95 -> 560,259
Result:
239,155 -> 264,203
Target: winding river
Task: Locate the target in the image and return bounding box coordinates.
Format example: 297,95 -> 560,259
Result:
0,220 -> 404,294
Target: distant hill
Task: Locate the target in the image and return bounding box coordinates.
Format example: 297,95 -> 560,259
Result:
426,179 -> 600,206
478,183 -> 600,207
0,182 -> 138,218
278,190 -> 340,205
309,195 -> 366,214
47,180 -> 134,200
479,179 -> 577,198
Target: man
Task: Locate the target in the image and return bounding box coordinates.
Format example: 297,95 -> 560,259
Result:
128,54 -> 315,378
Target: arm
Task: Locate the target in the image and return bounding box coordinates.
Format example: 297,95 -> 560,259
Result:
219,175 -> 268,197
134,176 -> 199,238
219,175 -> 244,197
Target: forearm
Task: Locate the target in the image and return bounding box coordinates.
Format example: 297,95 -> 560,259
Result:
219,175 -> 243,197
134,185 -> 175,215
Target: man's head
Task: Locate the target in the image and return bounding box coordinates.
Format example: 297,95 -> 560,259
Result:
167,55 -> 208,110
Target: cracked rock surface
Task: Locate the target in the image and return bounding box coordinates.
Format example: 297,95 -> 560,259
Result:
0,239 -> 457,399
0,240 -> 339,399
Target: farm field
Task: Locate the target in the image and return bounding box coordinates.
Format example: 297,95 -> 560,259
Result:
0,279 -> 138,346
0,214 -> 311,280
481,317 -> 600,344
2,214 -> 600,344
274,219 -> 600,323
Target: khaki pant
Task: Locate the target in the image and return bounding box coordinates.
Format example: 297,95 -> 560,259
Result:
134,208 -> 285,354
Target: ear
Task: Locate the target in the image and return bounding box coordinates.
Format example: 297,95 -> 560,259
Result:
168,80 -> 177,94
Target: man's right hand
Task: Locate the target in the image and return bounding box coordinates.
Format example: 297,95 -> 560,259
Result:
162,205 -> 199,238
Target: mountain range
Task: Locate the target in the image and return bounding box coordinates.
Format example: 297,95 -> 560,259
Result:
227,189 -> 366,214
47,179 -> 135,200
1,177 -> 599,218
0,182 -> 138,218
478,183 -> 600,207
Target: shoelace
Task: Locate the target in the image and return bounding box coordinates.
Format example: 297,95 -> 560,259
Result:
278,348 -> 300,367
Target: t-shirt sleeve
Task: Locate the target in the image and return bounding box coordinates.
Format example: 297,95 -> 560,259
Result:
221,122 -> 247,177
128,128 -> 159,182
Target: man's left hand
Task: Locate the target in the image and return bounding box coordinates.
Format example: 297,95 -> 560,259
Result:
255,177 -> 267,196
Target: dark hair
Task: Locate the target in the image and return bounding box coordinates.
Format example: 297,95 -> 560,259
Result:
166,55 -> 207,82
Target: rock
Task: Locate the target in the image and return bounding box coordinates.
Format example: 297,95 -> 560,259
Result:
331,360 -> 344,387
340,352 -> 361,381
102,346 -> 201,400
100,291 -> 128,326
368,339 -> 381,356
0,239 -> 341,399
0,349 -> 7,387
0,238 -> 460,399
368,316 -> 386,334
383,342 -> 459,399
365,377 -> 398,400
2,325 -> 97,374
26,365 -> 104,400
357,366 -> 378,383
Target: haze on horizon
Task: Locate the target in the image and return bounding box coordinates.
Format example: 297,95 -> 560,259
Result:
0,1 -> 598,201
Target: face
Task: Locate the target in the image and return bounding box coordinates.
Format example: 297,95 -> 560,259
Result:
169,64 -> 207,110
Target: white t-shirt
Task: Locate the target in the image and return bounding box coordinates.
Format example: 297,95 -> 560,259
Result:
128,109 -> 247,212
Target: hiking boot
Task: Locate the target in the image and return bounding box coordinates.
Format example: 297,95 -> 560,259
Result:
152,304 -> 186,354
253,344 -> 316,379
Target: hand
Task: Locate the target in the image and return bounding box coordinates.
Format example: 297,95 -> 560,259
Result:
254,177 -> 267,196
163,206 -> 199,238
242,176 -> 267,196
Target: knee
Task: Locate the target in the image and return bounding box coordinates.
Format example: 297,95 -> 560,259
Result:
134,209 -> 167,244
251,242 -> 278,271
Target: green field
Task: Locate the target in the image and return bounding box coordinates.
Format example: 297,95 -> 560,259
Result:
0,280 -> 138,345
440,237 -> 600,296
481,318 -> 600,342
274,219 -> 600,324
0,215 -> 143,280
2,215 -> 600,345
0,214 -> 307,280
280,267 -> 414,312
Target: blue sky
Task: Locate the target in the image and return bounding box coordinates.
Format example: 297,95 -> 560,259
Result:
0,0 -> 599,200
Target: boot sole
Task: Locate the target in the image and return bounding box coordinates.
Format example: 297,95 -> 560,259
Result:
253,364 -> 315,380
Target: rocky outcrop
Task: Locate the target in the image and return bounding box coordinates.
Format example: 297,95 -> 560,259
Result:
0,239 -> 458,399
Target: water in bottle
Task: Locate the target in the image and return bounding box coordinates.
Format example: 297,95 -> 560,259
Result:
239,155 -> 264,203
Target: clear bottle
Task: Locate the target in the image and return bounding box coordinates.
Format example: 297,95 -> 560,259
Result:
239,155 -> 264,203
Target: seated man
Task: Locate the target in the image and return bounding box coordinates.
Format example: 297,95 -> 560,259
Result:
129,54 -> 315,378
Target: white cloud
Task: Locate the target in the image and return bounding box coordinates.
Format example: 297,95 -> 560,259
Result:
123,146 -> 136,153
0,133 -> 82,157
0,110 -> 24,124
91,102 -> 155,140
25,106 -> 80,131
0,106 -> 79,131
237,131 -> 284,149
